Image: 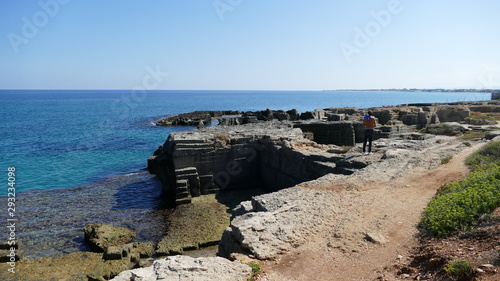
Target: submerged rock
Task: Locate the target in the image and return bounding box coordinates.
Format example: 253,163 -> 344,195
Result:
155,194 -> 230,256
84,223 -> 136,252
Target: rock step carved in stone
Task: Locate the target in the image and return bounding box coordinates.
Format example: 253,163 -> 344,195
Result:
175,167 -> 201,197
173,138 -> 209,144
176,143 -> 214,151
199,174 -> 217,194
175,179 -> 191,205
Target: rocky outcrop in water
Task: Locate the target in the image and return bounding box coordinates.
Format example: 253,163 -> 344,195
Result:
156,111 -> 240,126
154,194 -> 230,256
155,109 -> 299,127
84,223 -> 136,252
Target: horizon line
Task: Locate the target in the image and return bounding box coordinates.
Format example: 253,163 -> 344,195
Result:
0,88 -> 498,92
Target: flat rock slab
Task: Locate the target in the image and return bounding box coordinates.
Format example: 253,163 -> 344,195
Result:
111,255 -> 253,281
219,187 -> 339,260
84,223 -> 136,252
364,232 -> 388,244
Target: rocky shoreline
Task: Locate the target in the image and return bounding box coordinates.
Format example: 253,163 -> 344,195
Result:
2,98 -> 500,280
148,98 -> 500,207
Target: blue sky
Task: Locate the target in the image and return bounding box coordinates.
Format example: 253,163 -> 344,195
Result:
1,0 -> 500,90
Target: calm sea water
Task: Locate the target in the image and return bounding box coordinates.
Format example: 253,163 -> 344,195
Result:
0,90 -> 490,195
0,89 -> 491,258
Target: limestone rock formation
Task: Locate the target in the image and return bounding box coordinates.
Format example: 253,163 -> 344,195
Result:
84,223 -> 136,252
110,255 -> 253,281
364,232 -> 388,244
156,111 -> 214,126
148,123 -> 349,206
155,109 -> 301,127
294,121 -> 357,145
218,187 -> 338,260
155,110 -> 239,126
423,123 -> 467,136
485,130 -> 500,140
149,100 -> 500,207
436,106 -> 470,122
103,242 -> 155,262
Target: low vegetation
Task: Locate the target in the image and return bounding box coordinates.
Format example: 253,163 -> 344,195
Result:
465,112 -> 498,125
215,134 -> 230,145
155,195 -> 231,255
419,141 -> 500,237
441,155 -> 453,164
246,261 -> 263,281
420,124 -> 466,136
419,165 -> 500,237
443,258 -> 473,280
465,140 -> 500,169
459,131 -> 486,140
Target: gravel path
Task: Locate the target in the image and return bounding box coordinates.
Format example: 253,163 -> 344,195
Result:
229,136 -> 487,281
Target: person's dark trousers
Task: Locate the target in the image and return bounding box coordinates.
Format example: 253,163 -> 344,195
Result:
363,129 -> 374,153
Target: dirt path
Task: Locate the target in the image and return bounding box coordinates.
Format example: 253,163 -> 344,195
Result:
258,141 -> 483,281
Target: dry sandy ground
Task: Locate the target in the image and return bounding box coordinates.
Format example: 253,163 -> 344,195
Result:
256,138 -> 486,281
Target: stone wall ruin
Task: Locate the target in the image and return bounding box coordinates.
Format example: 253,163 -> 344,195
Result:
148,124 -> 347,206
149,100 -> 500,206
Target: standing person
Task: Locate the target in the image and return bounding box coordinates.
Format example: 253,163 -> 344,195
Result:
363,111 -> 377,155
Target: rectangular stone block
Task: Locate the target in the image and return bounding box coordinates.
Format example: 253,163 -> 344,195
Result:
175,198 -> 192,205
104,245 -> 123,260
199,175 -> 215,195
176,167 -> 201,197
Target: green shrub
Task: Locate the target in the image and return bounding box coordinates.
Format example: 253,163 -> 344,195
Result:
246,262 -> 262,281
465,115 -> 496,125
419,165 -> 500,237
470,115 -> 491,120
459,131 -> 486,140
247,262 -> 262,274
441,155 -> 453,164
466,112 -> 500,124
465,141 -> 500,170
443,258 -> 473,279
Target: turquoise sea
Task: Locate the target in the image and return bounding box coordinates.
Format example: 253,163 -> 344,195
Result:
0,89 -> 491,258
0,90 -> 490,195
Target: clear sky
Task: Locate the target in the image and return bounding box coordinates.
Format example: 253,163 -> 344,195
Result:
1,0 -> 500,90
